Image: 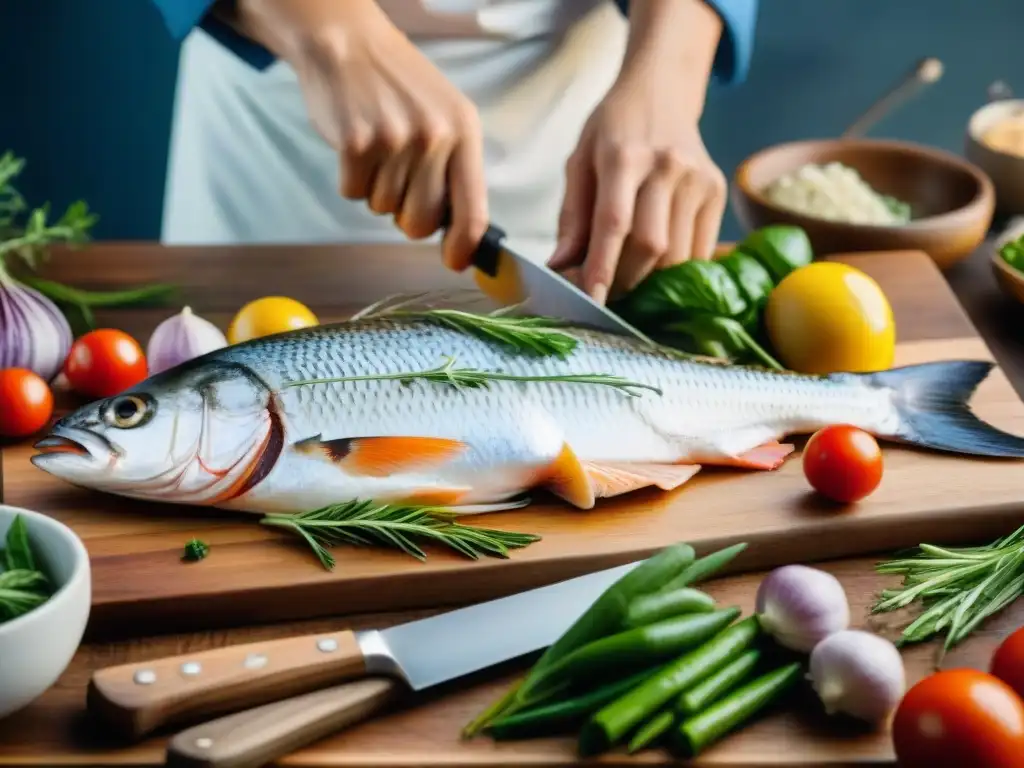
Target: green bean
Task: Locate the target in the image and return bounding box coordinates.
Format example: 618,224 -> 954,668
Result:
673,662 -> 803,757
676,649 -> 761,717
626,709 -> 675,753
464,542 -> 696,737
624,587 -> 716,628
578,615 -> 760,755
527,608 -> 740,697
658,543 -> 748,594
488,669 -> 655,740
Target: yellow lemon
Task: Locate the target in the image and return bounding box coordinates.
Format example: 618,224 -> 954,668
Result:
227,296 -> 319,344
765,262 -> 896,374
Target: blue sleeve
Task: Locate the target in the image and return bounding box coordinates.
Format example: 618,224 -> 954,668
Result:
149,0 -> 276,70
613,0 -> 758,86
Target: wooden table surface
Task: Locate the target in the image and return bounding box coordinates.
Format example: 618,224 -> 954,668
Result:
1,239 -> 1023,767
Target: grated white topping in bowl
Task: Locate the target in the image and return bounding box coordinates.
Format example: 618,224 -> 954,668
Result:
762,162 -> 912,226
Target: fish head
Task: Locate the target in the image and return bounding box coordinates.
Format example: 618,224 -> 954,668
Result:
31,360 -> 283,504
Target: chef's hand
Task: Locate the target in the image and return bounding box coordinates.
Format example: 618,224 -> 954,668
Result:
232,0 -> 488,270
546,0 -> 728,305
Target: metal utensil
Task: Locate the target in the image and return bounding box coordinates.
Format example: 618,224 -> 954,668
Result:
88,561 -> 639,745
842,56 -> 944,139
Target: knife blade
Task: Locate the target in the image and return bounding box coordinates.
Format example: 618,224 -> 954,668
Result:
446,213 -> 653,343
89,561 -> 640,741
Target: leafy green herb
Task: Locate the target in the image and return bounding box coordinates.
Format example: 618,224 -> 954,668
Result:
999,235 -> 1024,274
283,354 -> 662,398
737,225 -> 813,283
619,260 -> 748,324
665,317 -> 782,370
0,515 -> 52,624
182,538 -> 210,562
873,525 -> 1024,650
261,499 -> 540,570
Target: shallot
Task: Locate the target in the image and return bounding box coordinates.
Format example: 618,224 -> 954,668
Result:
146,306 -> 227,374
809,629 -> 906,724
0,267 -> 72,382
755,565 -> 850,652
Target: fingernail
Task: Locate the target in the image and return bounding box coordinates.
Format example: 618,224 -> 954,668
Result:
591,283 -> 609,305
547,241 -> 570,268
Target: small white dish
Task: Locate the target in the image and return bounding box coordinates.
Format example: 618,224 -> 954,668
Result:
0,505 -> 91,720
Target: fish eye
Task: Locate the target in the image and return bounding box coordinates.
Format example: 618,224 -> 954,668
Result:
103,395 -> 153,429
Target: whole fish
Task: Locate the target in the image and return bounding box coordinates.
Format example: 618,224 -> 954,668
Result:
31,316 -> 1024,515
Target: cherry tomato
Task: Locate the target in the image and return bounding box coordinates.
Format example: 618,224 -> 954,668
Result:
991,626 -> 1024,700
802,424 -> 883,503
0,368 -> 54,438
64,329 -> 148,399
893,668 -> 1024,768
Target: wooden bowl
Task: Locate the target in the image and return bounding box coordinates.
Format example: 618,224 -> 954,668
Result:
732,139 -> 995,269
965,99 -> 1024,217
992,249 -> 1024,305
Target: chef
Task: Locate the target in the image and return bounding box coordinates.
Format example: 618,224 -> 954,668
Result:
149,0 -> 757,304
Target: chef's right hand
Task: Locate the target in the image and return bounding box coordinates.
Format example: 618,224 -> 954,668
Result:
233,0 -> 489,270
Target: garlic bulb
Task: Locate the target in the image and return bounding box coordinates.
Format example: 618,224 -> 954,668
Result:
0,273 -> 73,382
755,565 -> 850,652
809,630 -> 906,723
146,306 -> 228,374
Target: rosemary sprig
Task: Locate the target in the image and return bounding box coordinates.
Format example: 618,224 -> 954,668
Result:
261,499 -> 541,570
873,525 -> 1024,650
283,354 -> 662,397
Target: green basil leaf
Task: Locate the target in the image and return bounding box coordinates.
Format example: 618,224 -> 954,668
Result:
621,260 -> 747,322
4,515 -> 35,572
717,249 -> 775,315
667,315 -> 783,370
739,225 -> 814,282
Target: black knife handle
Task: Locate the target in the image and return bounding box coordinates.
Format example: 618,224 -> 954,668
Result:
439,205 -> 506,277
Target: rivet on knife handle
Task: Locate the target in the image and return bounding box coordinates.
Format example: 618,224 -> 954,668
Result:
164,678 -> 399,768
87,630 -> 366,740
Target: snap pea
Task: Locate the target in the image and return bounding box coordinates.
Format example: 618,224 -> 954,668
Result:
488,668 -> 656,740
527,608 -> 740,697
464,542 -> 696,737
578,615 -> 761,755
626,709 -> 675,753
658,543 -> 748,594
676,649 -> 761,717
623,587 -> 716,629
673,662 -> 803,758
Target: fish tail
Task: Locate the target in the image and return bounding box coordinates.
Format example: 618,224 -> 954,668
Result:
870,360 -> 1024,458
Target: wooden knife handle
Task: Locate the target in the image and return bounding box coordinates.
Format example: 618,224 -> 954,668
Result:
88,630 -> 367,740
164,678 -> 400,768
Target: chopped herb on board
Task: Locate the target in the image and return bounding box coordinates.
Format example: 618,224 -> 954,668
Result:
182,538 -> 210,562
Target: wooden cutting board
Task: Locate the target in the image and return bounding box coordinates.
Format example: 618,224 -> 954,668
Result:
2,246 -> 1024,641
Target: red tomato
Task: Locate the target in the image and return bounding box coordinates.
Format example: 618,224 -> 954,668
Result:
991,626 -> 1024,700
802,424 -> 883,503
64,329 -> 148,399
893,668 -> 1024,768
0,368 -> 54,438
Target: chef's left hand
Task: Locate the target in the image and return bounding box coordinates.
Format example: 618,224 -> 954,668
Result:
547,71 -> 727,305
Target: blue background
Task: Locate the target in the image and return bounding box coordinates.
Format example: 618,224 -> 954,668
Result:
0,0 -> 1019,242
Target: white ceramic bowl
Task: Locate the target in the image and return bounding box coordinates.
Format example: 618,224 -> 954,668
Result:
0,505 -> 91,720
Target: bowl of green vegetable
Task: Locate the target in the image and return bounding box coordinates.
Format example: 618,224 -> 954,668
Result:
732,138 -> 995,270
0,506 -> 90,719
993,232 -> 1024,305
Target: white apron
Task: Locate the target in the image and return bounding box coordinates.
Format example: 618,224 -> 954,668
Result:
161,0 -> 629,262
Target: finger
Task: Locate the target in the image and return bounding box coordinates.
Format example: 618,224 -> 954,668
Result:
369,140 -> 416,216
397,142 -> 453,239
339,121 -> 382,201
611,173 -> 675,295
690,182 -> 727,261
442,113 -> 488,272
581,149 -> 643,304
664,173 -> 704,267
548,151 -> 595,271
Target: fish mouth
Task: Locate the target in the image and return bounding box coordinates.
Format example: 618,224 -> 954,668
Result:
31,427 -> 116,471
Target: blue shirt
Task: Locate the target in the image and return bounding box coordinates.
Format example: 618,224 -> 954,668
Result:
150,0 -> 757,85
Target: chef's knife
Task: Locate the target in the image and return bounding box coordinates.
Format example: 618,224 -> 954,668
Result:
444,211 -> 653,343
88,562 -> 639,743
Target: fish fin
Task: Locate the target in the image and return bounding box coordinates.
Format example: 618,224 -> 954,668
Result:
398,487 -> 473,506
543,443 -> 596,510
293,435 -> 467,477
583,461 -> 702,497
699,441 -> 796,470
868,361 -> 1024,458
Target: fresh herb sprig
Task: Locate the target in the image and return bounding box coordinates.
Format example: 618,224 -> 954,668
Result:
261,499 -> 540,570
182,538 -> 210,562
0,515 -> 52,624
873,524 -> 1024,650
283,354 -> 662,397
999,233 -> 1024,274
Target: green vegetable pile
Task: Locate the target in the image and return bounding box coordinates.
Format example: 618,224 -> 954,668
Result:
464,542 -> 804,758
0,515 -> 54,624
999,231 -> 1024,274
612,225 -> 814,368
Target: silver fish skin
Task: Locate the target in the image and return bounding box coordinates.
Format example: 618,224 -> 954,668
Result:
30,316 -> 1024,515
